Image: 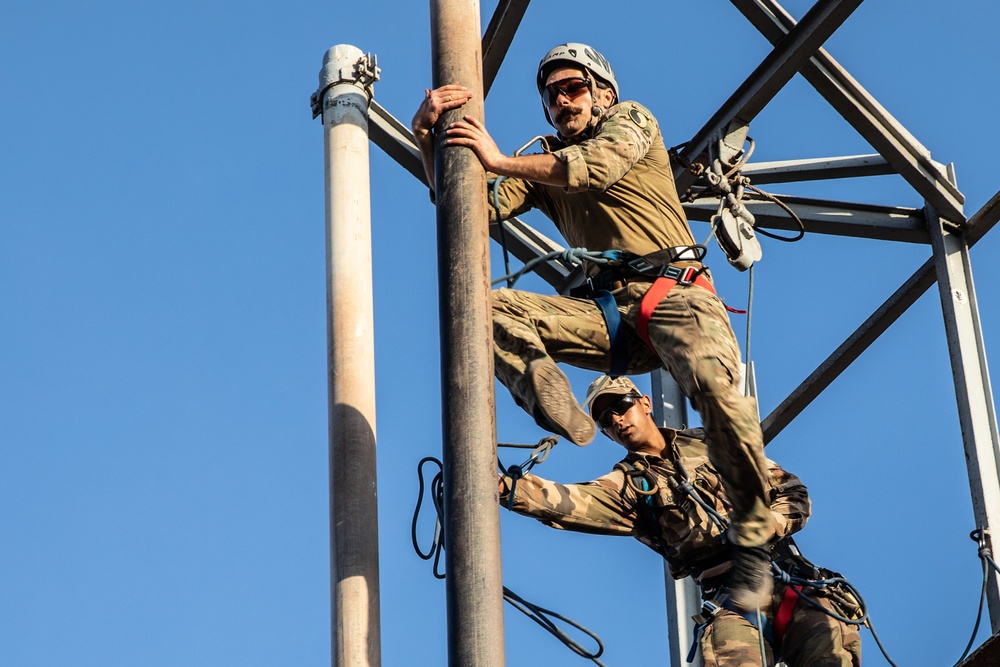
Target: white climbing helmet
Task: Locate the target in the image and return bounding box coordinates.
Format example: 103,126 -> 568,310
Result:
536,43 -> 618,127
536,43 -> 618,101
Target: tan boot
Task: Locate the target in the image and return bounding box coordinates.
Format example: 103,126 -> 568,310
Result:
528,359 -> 595,446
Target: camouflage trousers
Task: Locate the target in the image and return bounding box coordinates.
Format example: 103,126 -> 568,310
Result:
700,586 -> 862,666
492,278 -> 773,547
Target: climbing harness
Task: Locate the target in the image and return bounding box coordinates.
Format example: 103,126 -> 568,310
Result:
636,264 -> 716,349
688,590 -> 775,663
772,583 -> 803,652
683,535 -> 872,665
614,459 -> 659,498
591,290 -> 629,378
411,441 -> 610,665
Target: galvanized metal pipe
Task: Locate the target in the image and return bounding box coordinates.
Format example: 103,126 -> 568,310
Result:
651,369 -> 703,667
927,207 -> 1000,630
317,44 -> 382,667
429,1 -> 506,664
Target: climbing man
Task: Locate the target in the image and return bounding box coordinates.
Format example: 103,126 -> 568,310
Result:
500,375 -> 862,666
412,43 -> 774,610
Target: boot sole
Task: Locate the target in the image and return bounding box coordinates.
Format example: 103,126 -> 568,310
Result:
529,360 -> 596,446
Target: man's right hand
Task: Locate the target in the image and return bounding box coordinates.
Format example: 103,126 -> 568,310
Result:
411,85 -> 474,148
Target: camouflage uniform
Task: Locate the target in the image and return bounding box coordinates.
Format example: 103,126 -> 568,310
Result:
489,100 -> 773,548
500,428 -> 861,666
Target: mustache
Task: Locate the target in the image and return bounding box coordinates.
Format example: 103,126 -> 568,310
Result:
555,106 -> 582,123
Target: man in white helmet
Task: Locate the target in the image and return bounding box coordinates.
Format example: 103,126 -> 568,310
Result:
412,43 -> 776,611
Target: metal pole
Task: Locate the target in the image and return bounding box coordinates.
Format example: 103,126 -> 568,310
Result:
316,44 -> 382,667
926,206 -> 1000,630
429,1 -> 506,665
650,369 -> 702,667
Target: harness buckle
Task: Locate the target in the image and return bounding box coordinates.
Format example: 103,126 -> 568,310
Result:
660,264 -> 698,285
625,256 -> 656,274
692,599 -> 722,626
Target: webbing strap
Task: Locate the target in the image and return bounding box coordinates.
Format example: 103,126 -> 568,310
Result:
636,271 -> 716,349
592,290 -> 629,378
688,597 -> 775,663
773,584 -> 801,651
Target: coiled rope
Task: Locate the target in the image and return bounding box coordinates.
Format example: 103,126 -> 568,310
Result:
411,440 -> 608,665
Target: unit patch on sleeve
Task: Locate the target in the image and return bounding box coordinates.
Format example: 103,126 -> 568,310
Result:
628,108 -> 648,128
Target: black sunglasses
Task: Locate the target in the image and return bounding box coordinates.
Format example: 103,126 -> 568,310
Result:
595,393 -> 641,429
541,77 -> 591,107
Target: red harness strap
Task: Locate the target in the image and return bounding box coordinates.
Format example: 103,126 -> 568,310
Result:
773,585 -> 802,651
636,267 -> 716,348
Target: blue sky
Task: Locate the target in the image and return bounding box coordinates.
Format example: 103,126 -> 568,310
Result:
3,1 -> 1000,665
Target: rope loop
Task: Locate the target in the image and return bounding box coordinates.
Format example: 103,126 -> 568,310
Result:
503,586 -> 608,666
410,442 -> 610,665
492,247 -> 624,288
411,457 -> 447,579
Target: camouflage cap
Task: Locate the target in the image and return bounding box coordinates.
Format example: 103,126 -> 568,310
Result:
583,375 -> 641,416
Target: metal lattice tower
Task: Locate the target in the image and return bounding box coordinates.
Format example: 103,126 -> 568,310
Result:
317,0 -> 1000,664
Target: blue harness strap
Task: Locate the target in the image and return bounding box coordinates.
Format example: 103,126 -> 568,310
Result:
591,289 -> 629,378
729,603 -> 775,647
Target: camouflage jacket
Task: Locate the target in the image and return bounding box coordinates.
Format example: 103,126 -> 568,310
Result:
487,100 -> 694,259
500,428 -> 810,581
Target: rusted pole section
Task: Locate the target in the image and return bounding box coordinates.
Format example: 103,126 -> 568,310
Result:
429,1 -> 506,665
314,44 -> 382,667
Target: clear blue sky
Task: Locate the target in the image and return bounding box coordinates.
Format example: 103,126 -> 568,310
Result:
3,1 -> 999,665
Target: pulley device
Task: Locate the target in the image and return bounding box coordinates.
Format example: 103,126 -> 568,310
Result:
707,126 -> 763,272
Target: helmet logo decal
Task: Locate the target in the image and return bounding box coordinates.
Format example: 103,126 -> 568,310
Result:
568,48 -> 577,58
584,47 -> 611,75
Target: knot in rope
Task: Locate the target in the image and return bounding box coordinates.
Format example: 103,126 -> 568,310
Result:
770,562 -> 792,585
492,248 -> 624,288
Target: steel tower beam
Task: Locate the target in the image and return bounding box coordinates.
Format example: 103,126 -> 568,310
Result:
684,194 -> 927,243
761,188 -> 1000,444
728,0 -> 966,222
675,0 -> 864,192
482,0 -> 531,95
650,370 -> 703,667
739,154 -> 894,184
927,204 -> 1000,630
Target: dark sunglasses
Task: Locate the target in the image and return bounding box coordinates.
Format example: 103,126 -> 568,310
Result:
541,77 -> 591,107
595,393 -> 641,429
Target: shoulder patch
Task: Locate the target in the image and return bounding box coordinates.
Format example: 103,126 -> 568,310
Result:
628,107 -> 648,128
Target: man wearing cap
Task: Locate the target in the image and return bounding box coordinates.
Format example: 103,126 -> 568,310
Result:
413,43 -> 775,610
499,375 -> 861,666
